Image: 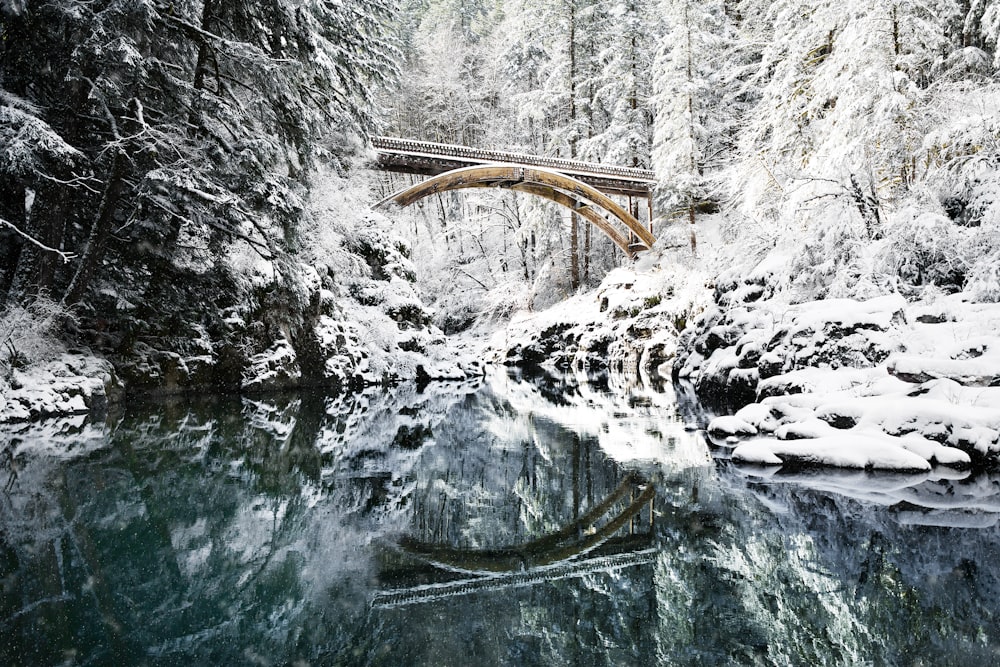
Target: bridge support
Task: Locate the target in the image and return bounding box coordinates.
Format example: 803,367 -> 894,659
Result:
377,164 -> 655,257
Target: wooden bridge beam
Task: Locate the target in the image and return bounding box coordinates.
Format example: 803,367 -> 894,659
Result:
371,135 -> 657,199
376,164 -> 655,256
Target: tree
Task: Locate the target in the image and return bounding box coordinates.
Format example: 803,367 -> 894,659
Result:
585,0 -> 657,169
652,0 -> 729,251
0,0 -> 399,311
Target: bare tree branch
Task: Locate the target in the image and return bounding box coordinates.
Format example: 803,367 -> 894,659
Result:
0,217 -> 77,263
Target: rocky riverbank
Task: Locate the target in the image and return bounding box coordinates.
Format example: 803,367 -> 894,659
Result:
679,271 -> 1000,471
490,250 -> 705,382
489,224 -> 1000,472
1,197 -> 484,424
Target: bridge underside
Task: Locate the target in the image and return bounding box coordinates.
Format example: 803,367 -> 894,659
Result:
378,164 -> 655,256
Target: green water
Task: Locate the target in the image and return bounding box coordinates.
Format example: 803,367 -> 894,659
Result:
2,370 -> 999,666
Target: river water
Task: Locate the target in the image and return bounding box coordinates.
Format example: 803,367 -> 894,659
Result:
2,369 -> 1000,665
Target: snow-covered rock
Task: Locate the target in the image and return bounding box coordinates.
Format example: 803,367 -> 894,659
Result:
0,353 -> 121,423
707,415 -> 758,438
490,246 -> 708,381
675,269 -> 1000,469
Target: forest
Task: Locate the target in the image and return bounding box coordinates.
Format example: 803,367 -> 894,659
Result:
2,0 -> 1000,428
5,2 -> 1000,663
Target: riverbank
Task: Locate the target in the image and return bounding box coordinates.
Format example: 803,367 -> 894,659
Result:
0,338 -> 485,424
1,175 -> 485,424
7,216 -> 999,480
0,353 -> 121,423
682,277 -> 1000,472
488,215 -> 1000,472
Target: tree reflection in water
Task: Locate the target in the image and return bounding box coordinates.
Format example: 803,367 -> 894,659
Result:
1,370 -> 1000,665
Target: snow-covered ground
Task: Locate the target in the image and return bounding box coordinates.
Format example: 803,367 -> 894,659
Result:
695,292 -> 1000,472
488,221 -> 716,382
489,214 -> 1000,473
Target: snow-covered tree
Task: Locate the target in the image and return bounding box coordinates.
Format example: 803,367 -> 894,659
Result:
652,0 -> 730,250
0,0 -> 399,309
585,0 -> 657,168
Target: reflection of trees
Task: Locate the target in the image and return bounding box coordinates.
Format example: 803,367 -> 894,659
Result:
5,371 -> 1000,665
381,371 -> 1000,666
402,385 -> 632,552
649,466 -> 1000,665
0,382 -> 480,665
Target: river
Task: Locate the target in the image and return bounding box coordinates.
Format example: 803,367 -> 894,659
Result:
2,368 -> 1000,665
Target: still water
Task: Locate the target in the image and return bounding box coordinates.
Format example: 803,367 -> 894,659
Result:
2,369 -> 1000,666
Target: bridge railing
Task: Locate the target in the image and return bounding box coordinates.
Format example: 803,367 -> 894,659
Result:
371,136 -> 656,184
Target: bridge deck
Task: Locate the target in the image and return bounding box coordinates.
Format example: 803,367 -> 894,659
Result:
371,136 -> 655,198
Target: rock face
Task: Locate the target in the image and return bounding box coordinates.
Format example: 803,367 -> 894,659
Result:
2,210 -> 482,422
676,277 -> 906,408
493,257 -> 703,382
80,222 -> 480,400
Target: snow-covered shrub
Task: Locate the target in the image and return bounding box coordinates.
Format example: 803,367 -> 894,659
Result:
956,176 -> 1000,301
964,246 -> 1000,302
877,210 -> 968,293
785,198 -> 882,301
0,296 -> 71,379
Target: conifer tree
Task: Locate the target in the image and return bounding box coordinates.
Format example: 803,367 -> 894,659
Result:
0,0 -> 399,308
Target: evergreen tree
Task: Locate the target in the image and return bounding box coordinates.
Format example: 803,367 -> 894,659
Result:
652,0 -> 729,250
0,0 -> 399,309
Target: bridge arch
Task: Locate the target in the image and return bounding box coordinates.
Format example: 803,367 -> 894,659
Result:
396,473 -> 655,575
376,164 -> 655,256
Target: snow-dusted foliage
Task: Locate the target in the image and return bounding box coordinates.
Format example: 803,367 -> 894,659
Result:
651,0 -> 730,226
0,296 -> 69,375
1,297 -> 121,421
0,0 -> 494,410
655,0 -> 1000,304
0,0 -> 415,403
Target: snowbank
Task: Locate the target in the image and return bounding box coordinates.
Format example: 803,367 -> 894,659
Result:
0,353 -> 121,423
685,277 -> 1000,470
489,241 -> 709,382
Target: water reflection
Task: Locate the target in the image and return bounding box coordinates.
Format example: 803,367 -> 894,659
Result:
1,370 -> 1000,665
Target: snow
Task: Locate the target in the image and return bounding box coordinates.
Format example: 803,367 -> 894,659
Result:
731,441 -> 782,466
707,415 -> 757,437
489,237 -> 711,383
732,433 -> 933,472
672,250 -> 1000,471
0,353 -> 120,423
242,338 -> 300,391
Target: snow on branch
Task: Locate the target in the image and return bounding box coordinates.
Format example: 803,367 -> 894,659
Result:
0,217 -> 77,263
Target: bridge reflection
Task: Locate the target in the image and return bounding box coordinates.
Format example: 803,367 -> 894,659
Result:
375,472 -> 657,607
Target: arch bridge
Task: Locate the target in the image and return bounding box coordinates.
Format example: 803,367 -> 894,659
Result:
370,136 -> 657,257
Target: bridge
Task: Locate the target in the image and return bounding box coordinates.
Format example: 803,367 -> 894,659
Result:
370,136 -> 657,257
373,473 -> 656,607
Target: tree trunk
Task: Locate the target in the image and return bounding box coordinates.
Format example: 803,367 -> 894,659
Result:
0,187 -> 26,306
568,0 -> 580,290
189,0 -> 218,128
688,200 -> 697,253
685,1 -> 698,254
570,211 -> 579,290
32,182 -> 68,294
62,152 -> 126,305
